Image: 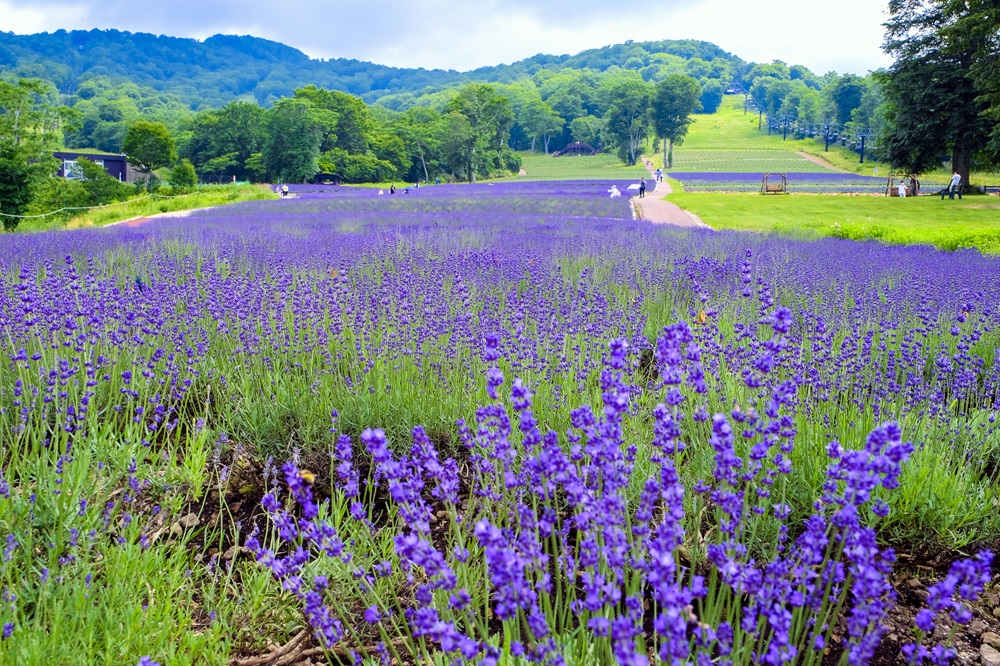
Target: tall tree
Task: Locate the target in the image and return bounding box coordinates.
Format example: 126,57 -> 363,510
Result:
444,84 -> 513,183
880,0 -> 993,188
397,106 -> 443,183
698,80 -> 725,114
650,74 -> 702,168
601,74 -> 651,166
0,78 -> 63,229
944,0 -> 1000,161
294,85 -> 372,154
262,98 -> 324,183
521,99 -> 564,154
569,115 -> 604,148
182,101 -> 265,182
122,120 -> 177,181
826,75 -> 867,126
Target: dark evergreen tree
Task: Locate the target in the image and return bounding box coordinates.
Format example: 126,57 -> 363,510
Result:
880,0 -> 993,188
944,0 -> 1000,161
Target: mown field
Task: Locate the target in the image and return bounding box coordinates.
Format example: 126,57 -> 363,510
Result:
668,189 -> 1000,254
2,179 -> 999,665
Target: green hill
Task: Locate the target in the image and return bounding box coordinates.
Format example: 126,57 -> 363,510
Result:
0,29 -> 742,109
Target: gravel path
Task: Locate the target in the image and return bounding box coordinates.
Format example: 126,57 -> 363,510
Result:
633,160 -> 712,229
106,207 -> 214,228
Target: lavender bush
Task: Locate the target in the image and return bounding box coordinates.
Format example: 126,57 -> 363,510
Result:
1,180 -> 998,662
248,329 -> 991,665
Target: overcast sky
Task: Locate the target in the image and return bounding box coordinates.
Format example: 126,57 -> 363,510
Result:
1,0 -> 893,75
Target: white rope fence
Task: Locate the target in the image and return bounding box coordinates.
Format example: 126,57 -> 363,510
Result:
0,191 -> 206,220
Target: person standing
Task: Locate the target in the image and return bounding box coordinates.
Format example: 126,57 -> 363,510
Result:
897,182 -> 907,198
639,178 -> 646,198
947,171 -> 962,200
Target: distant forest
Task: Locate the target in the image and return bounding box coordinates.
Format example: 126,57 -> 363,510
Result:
11,24 -> 985,220
0,30 -> 741,108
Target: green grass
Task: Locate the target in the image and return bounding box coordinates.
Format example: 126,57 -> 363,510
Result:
664,149 -> 831,172
674,95 -> 1000,184
668,189 -> 1000,253
9,184 -> 277,233
515,151 -> 648,180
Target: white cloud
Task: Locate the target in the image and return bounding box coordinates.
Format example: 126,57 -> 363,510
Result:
0,0 -> 89,33
2,0 -> 894,75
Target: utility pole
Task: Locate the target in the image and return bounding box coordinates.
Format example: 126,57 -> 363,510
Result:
857,128 -> 874,163
822,123 -> 835,152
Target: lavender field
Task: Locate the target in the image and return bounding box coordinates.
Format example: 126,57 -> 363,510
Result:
2,181 -> 1000,665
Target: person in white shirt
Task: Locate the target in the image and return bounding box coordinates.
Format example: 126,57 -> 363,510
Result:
897,182 -> 907,198
945,171 -> 962,200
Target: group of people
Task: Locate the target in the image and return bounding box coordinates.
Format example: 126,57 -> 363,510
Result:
896,171 -> 963,199
377,182 -> 422,196
608,172 -> 660,199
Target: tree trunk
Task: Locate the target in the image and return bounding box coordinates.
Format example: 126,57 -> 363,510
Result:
530,135 -> 536,153
952,137 -> 972,193
662,138 -> 667,170
668,139 -> 675,169
419,152 -> 429,183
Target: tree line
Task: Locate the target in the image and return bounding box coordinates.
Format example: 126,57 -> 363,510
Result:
4,3 -> 999,229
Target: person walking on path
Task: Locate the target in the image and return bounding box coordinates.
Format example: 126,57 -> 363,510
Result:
944,171 -> 962,200
639,177 -> 647,198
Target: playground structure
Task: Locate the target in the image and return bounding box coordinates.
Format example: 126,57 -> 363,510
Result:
760,173 -> 788,194
886,173 -> 920,197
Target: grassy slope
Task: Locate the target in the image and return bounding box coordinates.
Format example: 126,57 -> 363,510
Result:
516,151 -> 648,180
669,189 -> 1000,253
677,95 -> 1000,182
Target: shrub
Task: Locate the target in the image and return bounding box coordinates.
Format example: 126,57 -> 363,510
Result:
169,159 -> 198,191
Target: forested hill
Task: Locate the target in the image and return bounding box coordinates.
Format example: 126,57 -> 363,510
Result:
0,29 -> 741,109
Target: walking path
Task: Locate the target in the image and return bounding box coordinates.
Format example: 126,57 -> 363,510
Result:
106,208 -> 209,228
632,159 -> 712,229
794,151 -> 855,174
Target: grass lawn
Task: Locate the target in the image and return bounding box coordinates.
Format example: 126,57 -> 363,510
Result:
10,184 -> 277,232
669,189 -> 1000,253
516,151 -> 648,180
